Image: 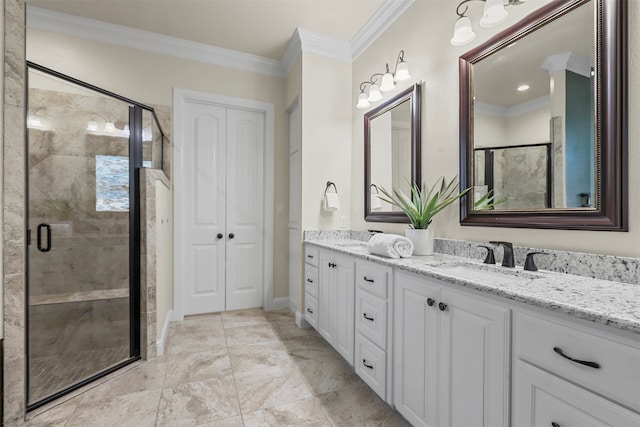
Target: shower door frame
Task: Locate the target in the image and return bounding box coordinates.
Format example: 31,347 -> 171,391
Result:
25,62 -> 163,411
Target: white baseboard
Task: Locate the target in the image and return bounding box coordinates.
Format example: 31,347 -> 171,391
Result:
156,309 -> 173,357
288,296 -> 298,314
295,310 -> 311,328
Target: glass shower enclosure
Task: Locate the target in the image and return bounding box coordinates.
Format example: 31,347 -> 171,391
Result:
26,62 -> 164,409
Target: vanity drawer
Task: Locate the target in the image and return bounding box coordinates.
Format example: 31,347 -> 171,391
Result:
304,293 -> 319,331
515,311 -> 640,411
305,265 -> 319,298
355,334 -> 386,400
356,289 -> 387,349
356,261 -> 391,299
514,360 -> 640,427
304,246 -> 319,267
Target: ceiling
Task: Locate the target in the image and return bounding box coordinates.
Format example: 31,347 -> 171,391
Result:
27,0 -> 386,60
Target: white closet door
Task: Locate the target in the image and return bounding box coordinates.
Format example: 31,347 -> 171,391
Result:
181,102 -> 227,315
225,108 -> 265,310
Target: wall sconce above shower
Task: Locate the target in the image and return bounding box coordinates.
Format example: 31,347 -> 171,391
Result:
356,50 -> 411,110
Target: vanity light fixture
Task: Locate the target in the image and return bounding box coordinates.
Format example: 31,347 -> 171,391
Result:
356,50 -> 411,109
451,0 -> 528,47
86,120 -> 99,132
104,121 -> 116,132
28,115 -> 43,128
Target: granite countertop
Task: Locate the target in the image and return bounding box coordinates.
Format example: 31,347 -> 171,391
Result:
305,238 -> 640,335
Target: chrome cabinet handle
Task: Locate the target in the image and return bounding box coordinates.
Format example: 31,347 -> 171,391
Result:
553,347 -> 600,369
551,422 -> 560,427
306,278 -> 313,283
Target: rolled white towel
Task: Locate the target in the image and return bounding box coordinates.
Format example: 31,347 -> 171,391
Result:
366,233 -> 414,259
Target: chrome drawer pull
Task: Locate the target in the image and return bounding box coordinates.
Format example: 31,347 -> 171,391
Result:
363,313 -> 374,321
362,359 -> 374,370
363,276 -> 375,283
553,347 -> 601,369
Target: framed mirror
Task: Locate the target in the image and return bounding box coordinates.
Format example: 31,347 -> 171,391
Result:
459,0 -> 627,230
365,83 -> 421,222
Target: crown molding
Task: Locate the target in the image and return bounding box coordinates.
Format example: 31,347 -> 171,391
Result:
27,0 -> 413,78
350,0 -> 415,60
26,5 -> 285,77
476,95 -> 550,118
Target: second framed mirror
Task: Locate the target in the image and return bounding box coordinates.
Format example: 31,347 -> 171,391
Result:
364,83 -> 421,223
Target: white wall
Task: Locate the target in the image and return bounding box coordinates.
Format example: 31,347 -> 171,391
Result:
0,4 -> 4,340
352,0 -> 640,258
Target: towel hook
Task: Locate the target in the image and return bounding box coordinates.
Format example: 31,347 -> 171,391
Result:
325,181 -> 338,195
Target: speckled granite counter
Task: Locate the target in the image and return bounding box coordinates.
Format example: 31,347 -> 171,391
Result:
305,236 -> 640,336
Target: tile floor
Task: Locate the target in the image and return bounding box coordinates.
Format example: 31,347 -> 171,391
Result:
24,308 -> 410,426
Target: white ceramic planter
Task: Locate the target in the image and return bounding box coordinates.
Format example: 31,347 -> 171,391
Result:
405,228 -> 434,255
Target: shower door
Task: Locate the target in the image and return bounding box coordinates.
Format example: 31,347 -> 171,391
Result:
26,65 -> 143,408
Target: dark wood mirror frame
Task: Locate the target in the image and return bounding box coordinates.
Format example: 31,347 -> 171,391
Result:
365,83 -> 421,223
459,0 -> 627,231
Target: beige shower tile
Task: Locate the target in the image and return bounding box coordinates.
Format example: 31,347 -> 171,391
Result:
234,365 -> 312,413
156,375 -> 240,426
242,397 -> 332,427
228,340 -> 293,374
24,398 -> 78,426
66,389 -> 161,427
163,348 -> 232,387
224,323 -> 278,347
195,416 -> 244,427
318,381 -> 410,427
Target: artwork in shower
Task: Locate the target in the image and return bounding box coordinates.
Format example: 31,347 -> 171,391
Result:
96,155 -> 151,211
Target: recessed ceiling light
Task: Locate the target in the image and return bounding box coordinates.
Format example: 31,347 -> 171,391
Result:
517,84 -> 530,92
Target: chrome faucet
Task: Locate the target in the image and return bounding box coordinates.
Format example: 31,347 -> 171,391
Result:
490,241 -> 515,268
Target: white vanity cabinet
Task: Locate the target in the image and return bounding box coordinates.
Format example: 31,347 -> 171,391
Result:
393,270 -> 511,427
317,249 -> 355,366
303,246 -> 319,330
354,260 -> 393,402
513,310 -> 640,426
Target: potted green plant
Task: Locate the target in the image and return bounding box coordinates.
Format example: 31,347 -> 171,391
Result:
378,176 -> 505,255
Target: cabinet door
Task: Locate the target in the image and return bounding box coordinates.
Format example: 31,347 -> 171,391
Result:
393,272 -> 439,427
333,254 -> 355,366
318,251 -> 335,344
514,360 -> 640,427
438,288 -> 510,427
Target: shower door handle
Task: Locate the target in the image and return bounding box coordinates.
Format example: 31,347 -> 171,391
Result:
37,223 -> 52,252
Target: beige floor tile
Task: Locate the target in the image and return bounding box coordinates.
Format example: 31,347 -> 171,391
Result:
234,365 -> 312,413
224,323 -> 279,347
65,389 -> 161,427
195,416 -> 245,426
242,397 -> 333,427
166,325 -> 227,355
289,345 -> 359,396
221,308 -> 269,329
79,358 -> 167,402
228,340 -> 293,374
156,375 -> 241,426
318,381 -> 411,427
24,398 -> 79,427
163,348 -> 232,387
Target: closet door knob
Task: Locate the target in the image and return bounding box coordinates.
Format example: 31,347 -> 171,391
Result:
228,233 -> 235,239
217,233 -> 223,239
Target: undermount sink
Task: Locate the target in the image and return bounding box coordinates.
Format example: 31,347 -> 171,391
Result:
439,262 -> 543,282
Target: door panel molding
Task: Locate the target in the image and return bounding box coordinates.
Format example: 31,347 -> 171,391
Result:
173,88 -> 275,319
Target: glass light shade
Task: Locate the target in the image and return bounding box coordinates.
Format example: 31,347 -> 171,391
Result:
86,121 -> 99,132
357,92 -> 371,109
380,72 -> 395,92
451,16 -> 477,46
479,0 -> 508,28
394,62 -> 411,82
122,124 -> 131,137
368,84 -> 383,102
104,122 -> 116,132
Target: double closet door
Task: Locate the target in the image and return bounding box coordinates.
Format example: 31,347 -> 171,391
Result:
181,101 -> 265,315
